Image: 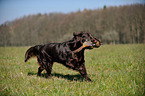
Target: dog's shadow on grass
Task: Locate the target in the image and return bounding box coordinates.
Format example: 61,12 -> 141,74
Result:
27,72 -> 85,82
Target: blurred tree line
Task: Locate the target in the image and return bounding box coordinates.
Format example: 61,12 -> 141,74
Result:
0,4 -> 145,46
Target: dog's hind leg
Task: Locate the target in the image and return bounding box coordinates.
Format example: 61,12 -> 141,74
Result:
45,62 -> 53,78
37,54 -> 53,78
37,56 -> 44,76
38,60 -> 53,78
37,67 -> 44,76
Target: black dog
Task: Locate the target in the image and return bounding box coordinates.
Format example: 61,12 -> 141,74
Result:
25,32 -> 102,81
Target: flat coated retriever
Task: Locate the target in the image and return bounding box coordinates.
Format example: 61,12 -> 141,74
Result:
25,31 -> 102,81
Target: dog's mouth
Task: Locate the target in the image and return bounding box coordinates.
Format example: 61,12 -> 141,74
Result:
92,39 -> 103,48
85,38 -> 102,49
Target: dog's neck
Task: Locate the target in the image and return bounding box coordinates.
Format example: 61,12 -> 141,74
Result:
68,38 -> 84,52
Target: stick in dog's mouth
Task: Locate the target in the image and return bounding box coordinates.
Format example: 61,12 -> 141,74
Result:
73,40 -> 102,53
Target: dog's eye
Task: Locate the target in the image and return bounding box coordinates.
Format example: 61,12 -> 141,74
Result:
82,39 -> 86,42
82,36 -> 86,38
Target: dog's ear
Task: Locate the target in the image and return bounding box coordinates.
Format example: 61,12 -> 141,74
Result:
73,32 -> 82,42
73,32 -> 77,37
73,32 -> 78,40
73,32 -> 83,37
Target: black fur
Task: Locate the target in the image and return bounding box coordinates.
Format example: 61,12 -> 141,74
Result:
25,32 -> 101,81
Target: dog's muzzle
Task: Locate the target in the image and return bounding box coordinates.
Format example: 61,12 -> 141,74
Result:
92,39 -> 102,48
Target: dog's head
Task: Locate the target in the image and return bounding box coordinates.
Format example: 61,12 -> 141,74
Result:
73,31 -> 102,49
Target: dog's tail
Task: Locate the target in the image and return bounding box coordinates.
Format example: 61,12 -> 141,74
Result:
24,45 -> 41,62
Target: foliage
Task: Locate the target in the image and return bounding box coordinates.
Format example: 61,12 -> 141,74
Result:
0,44 -> 145,95
0,4 -> 145,46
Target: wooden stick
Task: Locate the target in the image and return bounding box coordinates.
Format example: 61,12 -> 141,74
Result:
73,41 -> 92,53
73,46 -> 84,53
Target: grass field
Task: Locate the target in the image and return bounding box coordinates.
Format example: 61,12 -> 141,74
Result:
0,44 -> 145,96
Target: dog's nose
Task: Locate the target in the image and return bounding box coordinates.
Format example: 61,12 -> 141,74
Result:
93,39 -> 97,43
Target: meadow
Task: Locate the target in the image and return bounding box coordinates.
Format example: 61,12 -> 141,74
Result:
0,44 -> 144,96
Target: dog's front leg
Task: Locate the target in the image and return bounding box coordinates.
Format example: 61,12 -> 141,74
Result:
78,63 -> 92,82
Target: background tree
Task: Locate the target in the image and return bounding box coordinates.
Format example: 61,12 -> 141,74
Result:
0,4 -> 144,46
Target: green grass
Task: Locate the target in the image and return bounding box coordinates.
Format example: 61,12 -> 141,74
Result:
0,44 -> 145,96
